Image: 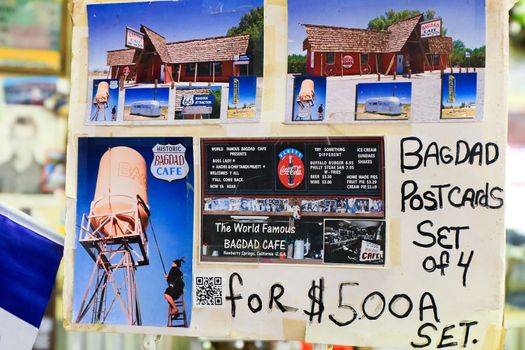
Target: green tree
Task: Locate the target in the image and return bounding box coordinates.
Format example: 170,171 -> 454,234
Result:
227,6 -> 264,77
209,88 -> 222,120
288,54 -> 307,74
367,9 -> 447,35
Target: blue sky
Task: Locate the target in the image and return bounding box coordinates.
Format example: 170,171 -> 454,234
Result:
228,76 -> 257,108
74,137 -> 194,327
124,87 -> 170,106
90,79 -> 119,118
357,82 -> 412,104
292,76 -> 326,120
288,0 -> 486,55
87,0 -> 262,71
442,73 -> 477,107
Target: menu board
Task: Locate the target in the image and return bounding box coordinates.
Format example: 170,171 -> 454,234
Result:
201,138 -> 386,266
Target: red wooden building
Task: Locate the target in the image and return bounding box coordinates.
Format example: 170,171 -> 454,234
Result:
302,15 -> 453,76
106,25 -> 250,83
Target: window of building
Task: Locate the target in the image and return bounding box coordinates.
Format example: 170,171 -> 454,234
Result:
325,52 -> 335,65
361,53 -> 369,65
186,63 -> 196,76
430,54 -> 441,66
213,62 -> 223,76
198,62 -> 211,77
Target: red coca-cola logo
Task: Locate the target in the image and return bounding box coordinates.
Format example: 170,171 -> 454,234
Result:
277,149 -> 304,189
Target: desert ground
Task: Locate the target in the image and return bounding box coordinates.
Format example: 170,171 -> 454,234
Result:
441,107 -> 476,119
227,107 -> 257,119
355,104 -> 411,120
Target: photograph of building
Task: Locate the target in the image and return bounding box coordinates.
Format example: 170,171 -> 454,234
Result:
88,1 -> 264,84
302,15 -> 452,77
107,27 -> 251,84
286,0 -> 486,123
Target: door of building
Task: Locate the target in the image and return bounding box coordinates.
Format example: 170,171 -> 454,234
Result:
396,54 -> 404,74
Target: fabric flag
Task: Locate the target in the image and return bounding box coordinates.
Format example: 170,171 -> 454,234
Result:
0,204 -> 63,349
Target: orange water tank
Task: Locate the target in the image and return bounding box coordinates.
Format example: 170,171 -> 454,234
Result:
91,147 -> 149,237
95,81 -> 109,104
298,79 -> 315,102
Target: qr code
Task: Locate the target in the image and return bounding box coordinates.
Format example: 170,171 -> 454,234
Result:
195,276 -> 223,307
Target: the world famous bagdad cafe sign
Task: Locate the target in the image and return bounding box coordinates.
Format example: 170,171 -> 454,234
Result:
277,148 -> 305,189
151,144 -> 189,182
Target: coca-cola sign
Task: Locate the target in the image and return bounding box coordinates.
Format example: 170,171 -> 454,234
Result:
277,148 -> 305,189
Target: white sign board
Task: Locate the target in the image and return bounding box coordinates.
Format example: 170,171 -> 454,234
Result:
421,18 -> 442,39
125,27 -> 144,49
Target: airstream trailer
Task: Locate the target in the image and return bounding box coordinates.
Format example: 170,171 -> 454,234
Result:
364,97 -> 403,116
130,100 -> 162,117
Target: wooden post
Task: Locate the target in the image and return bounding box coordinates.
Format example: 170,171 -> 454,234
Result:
194,62 -> 198,83
375,53 -> 379,74
119,76 -> 124,91
358,54 -> 362,75
320,53 -> 324,76
393,71 -> 397,80
178,64 -> 181,83
408,68 -> 412,79
212,62 -> 216,83
340,53 -> 343,77
385,55 -> 395,76
459,66 -> 462,73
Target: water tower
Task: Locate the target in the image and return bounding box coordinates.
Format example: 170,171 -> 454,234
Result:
91,81 -> 110,121
76,146 -> 150,325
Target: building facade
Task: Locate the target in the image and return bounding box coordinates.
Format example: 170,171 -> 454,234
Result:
302,15 -> 453,76
107,25 -> 250,83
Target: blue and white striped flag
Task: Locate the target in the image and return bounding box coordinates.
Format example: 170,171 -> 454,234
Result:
0,204 -> 63,349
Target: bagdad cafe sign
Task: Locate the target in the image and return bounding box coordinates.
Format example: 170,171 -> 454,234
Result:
125,27 -> 144,50
420,18 -> 442,38
151,144 -> 189,182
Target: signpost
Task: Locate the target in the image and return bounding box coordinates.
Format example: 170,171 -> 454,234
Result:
181,94 -> 214,115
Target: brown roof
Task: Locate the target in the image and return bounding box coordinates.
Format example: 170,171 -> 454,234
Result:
107,48 -> 136,66
385,14 -> 423,52
303,14 -> 431,53
428,36 -> 453,54
141,25 -> 172,63
303,25 -> 390,53
106,26 -> 250,66
167,35 -> 249,64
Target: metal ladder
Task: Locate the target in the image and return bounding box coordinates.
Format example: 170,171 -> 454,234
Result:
167,294 -> 188,327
